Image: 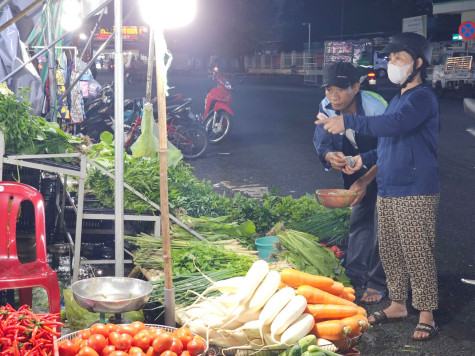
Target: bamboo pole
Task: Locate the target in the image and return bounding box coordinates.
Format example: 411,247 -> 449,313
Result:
145,29 -> 154,103
154,29 -> 175,326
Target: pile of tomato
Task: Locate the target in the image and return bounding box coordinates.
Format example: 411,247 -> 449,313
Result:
57,322 -> 207,356
320,243 -> 344,259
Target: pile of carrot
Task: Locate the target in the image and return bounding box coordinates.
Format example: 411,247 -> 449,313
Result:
280,268 -> 369,350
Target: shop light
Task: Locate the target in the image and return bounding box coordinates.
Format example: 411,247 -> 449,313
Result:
139,0 -> 197,30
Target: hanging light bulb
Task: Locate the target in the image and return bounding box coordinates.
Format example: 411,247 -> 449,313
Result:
139,0 -> 197,30
62,0 -> 82,32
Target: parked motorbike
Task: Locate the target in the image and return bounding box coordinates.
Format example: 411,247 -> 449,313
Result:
125,67 -> 148,86
462,97 -> 475,286
200,67 -> 234,143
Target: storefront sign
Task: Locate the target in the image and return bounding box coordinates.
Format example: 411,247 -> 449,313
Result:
94,26 -> 148,41
402,15 -> 427,37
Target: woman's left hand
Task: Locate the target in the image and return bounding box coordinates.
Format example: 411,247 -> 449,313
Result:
349,178 -> 367,207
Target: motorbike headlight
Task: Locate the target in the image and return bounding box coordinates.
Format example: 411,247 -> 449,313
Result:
225,82 -> 232,90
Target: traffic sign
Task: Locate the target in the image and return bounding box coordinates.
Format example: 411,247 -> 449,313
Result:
459,21 -> 475,40
452,34 -> 462,41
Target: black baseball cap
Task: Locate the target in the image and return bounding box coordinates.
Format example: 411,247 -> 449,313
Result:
322,62 -> 360,89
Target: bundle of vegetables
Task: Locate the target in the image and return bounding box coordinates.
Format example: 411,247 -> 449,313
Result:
281,269 -> 369,352
0,88 -> 81,158
146,268 -> 249,319
288,208 -> 351,246
269,223 -> 350,285
0,304 -> 64,356
57,322 -> 207,356
176,260 -> 316,350
125,234 -> 256,272
170,215 -> 256,246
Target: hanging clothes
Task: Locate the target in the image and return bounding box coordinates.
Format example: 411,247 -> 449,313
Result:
69,69 -> 84,124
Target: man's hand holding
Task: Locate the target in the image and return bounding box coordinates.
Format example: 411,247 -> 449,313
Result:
324,151 -> 347,171
349,178 -> 368,207
342,155 -> 363,175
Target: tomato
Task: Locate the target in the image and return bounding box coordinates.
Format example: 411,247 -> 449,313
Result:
132,330 -> 151,350
330,245 -> 340,253
130,321 -> 147,334
111,333 -> 133,351
101,345 -> 116,356
185,337 -> 206,356
180,352 -> 191,356
107,323 -> 119,333
90,323 -> 110,338
78,346 -> 100,356
160,352 -> 177,356
172,327 -> 192,349
152,332 -> 173,354
147,327 -> 166,341
78,329 -> 92,340
145,346 -> 159,356
129,346 -> 146,356
58,340 -> 80,356
335,251 -> 344,259
79,340 -> 89,349
108,352 -> 129,356
88,333 -> 108,353
169,336 -> 183,355
118,324 -> 137,337
109,332 -> 120,346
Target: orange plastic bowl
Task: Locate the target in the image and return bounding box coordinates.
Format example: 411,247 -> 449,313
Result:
316,189 -> 357,208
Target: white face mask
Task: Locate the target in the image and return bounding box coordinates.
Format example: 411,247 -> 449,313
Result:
387,61 -> 414,85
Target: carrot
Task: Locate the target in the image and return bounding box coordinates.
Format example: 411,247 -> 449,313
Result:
305,304 -> 358,319
339,292 -> 356,302
311,320 -> 351,342
340,315 -> 367,337
356,306 -> 367,317
353,314 -> 369,332
343,287 -> 355,295
316,282 -> 345,296
278,281 -> 289,289
297,285 -> 357,307
280,269 -> 334,289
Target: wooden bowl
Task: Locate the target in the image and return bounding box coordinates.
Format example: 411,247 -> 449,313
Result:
316,189 -> 357,208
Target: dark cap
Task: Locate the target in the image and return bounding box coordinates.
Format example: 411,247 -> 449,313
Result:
322,62 -> 360,89
381,32 -> 432,65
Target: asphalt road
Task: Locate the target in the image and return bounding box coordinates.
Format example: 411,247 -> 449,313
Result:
97,70 -> 475,354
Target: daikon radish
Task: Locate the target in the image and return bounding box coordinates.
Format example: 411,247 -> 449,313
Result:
249,270 -> 281,311
187,276 -> 244,308
259,287 -> 295,326
270,295 -> 307,337
315,338 -> 339,352
280,313 -> 315,344
235,309 -> 262,323
234,320 -> 270,340
233,260 -> 269,305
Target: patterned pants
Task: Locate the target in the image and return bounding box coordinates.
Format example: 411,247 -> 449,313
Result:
377,194 -> 440,311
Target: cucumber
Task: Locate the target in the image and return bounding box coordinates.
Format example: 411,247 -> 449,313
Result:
278,344 -> 302,356
298,335 -> 317,353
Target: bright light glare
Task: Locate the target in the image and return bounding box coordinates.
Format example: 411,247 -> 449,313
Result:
79,33 -> 87,40
140,0 -> 197,29
62,0 -> 82,31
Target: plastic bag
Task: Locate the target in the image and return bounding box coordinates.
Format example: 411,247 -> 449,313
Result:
131,102 -> 159,158
88,78 -> 102,98
63,289 -> 144,331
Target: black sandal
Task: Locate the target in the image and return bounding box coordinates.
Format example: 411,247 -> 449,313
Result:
368,310 -> 407,325
413,323 -> 439,341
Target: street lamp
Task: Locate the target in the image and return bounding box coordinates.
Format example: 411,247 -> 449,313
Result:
138,0 -> 197,327
302,22 -> 311,55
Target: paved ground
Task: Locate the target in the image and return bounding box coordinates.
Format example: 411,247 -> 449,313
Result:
97,71 -> 475,355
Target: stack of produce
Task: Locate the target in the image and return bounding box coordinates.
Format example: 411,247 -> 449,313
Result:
0,304 -> 63,356
57,322 -> 207,356
281,269 -> 369,352
175,261 -> 367,353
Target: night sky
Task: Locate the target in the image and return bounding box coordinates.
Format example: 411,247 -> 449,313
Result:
101,0 -> 461,55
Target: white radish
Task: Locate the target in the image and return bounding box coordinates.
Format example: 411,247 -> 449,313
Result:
280,313 -> 315,344
259,287 -> 295,326
248,270 -> 281,311
235,309 -> 262,323
210,277 -> 245,293
233,260 -> 269,305
234,320 -> 270,340
316,338 -> 339,352
270,295 -> 307,337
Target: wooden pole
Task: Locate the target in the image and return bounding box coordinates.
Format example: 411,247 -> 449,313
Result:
145,29 -> 155,103
154,29 -> 175,326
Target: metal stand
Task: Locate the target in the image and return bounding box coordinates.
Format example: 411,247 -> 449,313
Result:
0,132 -> 207,283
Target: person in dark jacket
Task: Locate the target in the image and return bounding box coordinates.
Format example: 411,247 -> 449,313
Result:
316,33 -> 440,341
313,62 -> 388,304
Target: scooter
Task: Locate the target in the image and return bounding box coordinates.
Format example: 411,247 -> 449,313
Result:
201,67 -> 234,143
462,97 -> 475,286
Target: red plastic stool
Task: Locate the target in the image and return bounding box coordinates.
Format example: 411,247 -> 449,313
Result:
0,182 -> 61,321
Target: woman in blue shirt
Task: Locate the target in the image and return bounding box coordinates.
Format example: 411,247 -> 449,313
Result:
316,32 -> 440,341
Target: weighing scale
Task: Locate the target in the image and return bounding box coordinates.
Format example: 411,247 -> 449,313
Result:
71,277 -> 153,324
